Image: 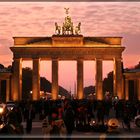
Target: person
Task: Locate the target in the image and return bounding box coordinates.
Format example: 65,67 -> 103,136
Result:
42,116 -> 51,135
24,104 -> 35,134
13,106 -> 22,124
59,120 -> 67,136
96,101 -> 105,125
63,104 -> 75,140
0,109 -> 24,135
122,102 -> 131,131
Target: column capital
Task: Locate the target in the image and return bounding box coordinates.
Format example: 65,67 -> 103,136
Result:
52,58 -> 59,61
77,59 -> 84,63
113,58 -> 122,61
13,58 -> 22,64
95,58 -> 103,61
125,79 -> 129,81
13,58 -> 22,60
77,57 -> 84,61
32,58 -> 40,60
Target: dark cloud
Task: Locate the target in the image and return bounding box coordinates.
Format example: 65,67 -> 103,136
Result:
32,6 -> 44,10
16,8 -> 31,15
0,12 -> 9,15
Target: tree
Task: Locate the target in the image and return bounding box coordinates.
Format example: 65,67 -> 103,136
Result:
22,67 -> 70,100
22,67 -> 32,99
103,71 -> 113,95
134,61 -> 140,69
84,86 -> 95,97
0,64 -> 4,69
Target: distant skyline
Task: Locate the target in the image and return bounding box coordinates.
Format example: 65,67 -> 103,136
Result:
0,2 -> 140,93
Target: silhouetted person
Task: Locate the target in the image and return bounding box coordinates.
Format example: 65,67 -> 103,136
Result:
97,101 -> 105,125
0,109 -> 23,135
13,106 -> 22,124
122,102 -> 131,131
24,104 -> 35,134
63,105 -> 75,140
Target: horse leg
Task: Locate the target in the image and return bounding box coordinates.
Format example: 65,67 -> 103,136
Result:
71,27 -> 73,35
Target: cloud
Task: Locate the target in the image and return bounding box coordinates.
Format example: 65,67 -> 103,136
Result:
0,2 -> 140,66
32,6 -> 44,10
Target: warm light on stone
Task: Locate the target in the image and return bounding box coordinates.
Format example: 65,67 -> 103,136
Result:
52,60 -> 59,100
6,79 -> 10,102
52,35 -> 83,47
124,72 -> 140,101
77,60 -> 84,99
96,59 -> 103,100
113,58 -> 124,99
32,58 -> 40,101
125,79 -> 129,100
9,33 -> 126,101
138,79 -> 140,100
11,58 -> 22,101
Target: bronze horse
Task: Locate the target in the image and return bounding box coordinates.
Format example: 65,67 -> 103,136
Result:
55,22 -> 61,35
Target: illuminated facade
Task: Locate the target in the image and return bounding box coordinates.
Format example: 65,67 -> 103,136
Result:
124,70 -> 140,101
1,9 -> 128,101
9,35 -> 125,101
0,71 -> 11,102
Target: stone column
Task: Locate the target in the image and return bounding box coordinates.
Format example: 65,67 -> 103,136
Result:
134,80 -> 137,99
125,79 -> 129,100
137,79 -> 140,101
52,60 -> 59,100
32,58 -> 40,101
11,58 -> 22,101
77,60 -> 84,99
113,58 -> 124,99
6,79 -> 10,102
0,80 -> 1,97
95,59 -> 103,100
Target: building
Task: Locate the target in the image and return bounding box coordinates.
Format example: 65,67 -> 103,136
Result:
0,8 -> 139,102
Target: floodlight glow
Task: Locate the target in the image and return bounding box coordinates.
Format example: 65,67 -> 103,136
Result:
0,108 -> 4,114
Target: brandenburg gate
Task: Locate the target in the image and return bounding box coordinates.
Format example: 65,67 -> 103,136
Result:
10,9 -> 125,101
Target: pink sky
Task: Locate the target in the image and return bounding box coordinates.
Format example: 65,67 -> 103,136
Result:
0,2 -> 140,93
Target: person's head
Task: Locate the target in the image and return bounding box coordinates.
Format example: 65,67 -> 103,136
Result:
52,112 -> 58,119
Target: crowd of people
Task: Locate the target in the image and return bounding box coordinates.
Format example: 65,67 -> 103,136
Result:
0,98 -> 140,137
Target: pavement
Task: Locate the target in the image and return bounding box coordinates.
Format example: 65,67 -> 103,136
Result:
0,110 -> 139,139
21,120 -> 140,139
18,111 -> 140,139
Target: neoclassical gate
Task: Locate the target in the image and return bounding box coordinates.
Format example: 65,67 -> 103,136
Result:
10,35 -> 125,101
10,9 -> 125,101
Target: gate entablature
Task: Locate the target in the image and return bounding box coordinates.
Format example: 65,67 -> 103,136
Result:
13,36 -> 122,47
11,36 -> 124,61
12,36 -> 123,61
